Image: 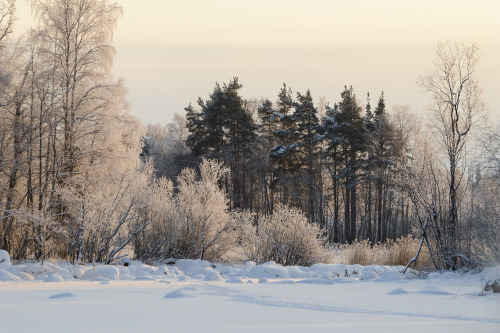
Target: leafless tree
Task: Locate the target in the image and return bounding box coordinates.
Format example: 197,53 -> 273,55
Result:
418,42 -> 485,269
0,0 -> 14,47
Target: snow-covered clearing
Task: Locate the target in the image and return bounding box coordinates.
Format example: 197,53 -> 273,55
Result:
1,259 -> 499,332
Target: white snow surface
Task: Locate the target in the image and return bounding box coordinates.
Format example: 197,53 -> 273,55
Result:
0,258 -> 499,332
0,249 -> 11,269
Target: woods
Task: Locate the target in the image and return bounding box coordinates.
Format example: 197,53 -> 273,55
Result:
0,1 -> 498,270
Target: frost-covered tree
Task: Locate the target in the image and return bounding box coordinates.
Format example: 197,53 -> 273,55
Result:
0,0 -> 14,47
418,42 -> 485,270
30,0 -> 123,178
141,113 -> 193,181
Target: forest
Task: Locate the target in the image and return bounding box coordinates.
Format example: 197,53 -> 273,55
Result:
1,0 -> 499,271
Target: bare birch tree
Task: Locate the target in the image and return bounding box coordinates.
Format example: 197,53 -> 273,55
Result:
30,0 -> 123,178
418,42 -> 485,269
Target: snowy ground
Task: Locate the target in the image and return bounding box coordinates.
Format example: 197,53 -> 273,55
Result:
1,258 -> 499,332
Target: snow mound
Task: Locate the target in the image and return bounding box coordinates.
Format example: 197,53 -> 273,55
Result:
226,276 -> 246,284
20,262 -> 74,280
152,266 -> 169,276
286,266 -> 317,279
203,269 -> 223,281
49,292 -> 76,299
135,276 -> 157,281
483,266 -> 500,293
82,265 -> 120,280
0,250 -> 12,269
360,270 -> 380,281
274,279 -> 296,284
175,259 -> 212,275
11,271 -> 34,281
387,288 -> 409,295
44,274 -> 64,282
248,261 -> 289,279
0,268 -> 21,281
374,271 -> 406,282
164,288 -> 196,299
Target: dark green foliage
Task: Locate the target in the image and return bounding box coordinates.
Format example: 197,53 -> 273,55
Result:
185,77 -> 256,209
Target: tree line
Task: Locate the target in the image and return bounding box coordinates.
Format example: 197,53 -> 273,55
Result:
147,43 -> 499,269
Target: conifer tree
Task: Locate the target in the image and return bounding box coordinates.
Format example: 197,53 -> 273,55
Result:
257,99 -> 279,215
372,92 -> 396,242
270,83 -> 298,206
322,103 -> 341,242
335,86 -> 366,243
185,77 -> 256,209
293,90 -> 320,222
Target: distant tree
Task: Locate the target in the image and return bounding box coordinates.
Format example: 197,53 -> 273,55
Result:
141,114 -> 193,181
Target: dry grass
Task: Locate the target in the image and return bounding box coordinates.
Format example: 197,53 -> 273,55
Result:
328,236 -> 435,270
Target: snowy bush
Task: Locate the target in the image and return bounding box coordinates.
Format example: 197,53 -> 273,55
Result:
241,204 -> 327,266
133,159 -> 243,263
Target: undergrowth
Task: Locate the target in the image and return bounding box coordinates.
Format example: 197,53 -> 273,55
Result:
327,236 -> 434,270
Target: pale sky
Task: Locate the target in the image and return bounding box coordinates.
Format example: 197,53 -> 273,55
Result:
14,0 -> 500,125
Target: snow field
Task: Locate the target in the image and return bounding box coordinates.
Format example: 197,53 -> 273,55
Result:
0,257 -> 499,332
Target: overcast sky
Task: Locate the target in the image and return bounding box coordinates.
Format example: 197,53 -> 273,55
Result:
15,0 -> 500,125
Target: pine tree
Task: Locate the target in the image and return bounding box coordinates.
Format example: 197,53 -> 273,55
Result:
185,103 -> 205,156
185,77 -> 256,209
335,86 -> 366,243
221,78 -> 256,209
293,90 -> 320,222
257,99 -> 279,215
270,83 -> 298,206
364,93 -> 375,242
322,103 -> 341,242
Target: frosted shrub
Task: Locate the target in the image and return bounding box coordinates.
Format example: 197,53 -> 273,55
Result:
242,204 -> 327,266
131,177 -> 179,264
174,159 -> 239,261
136,159 -> 242,263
